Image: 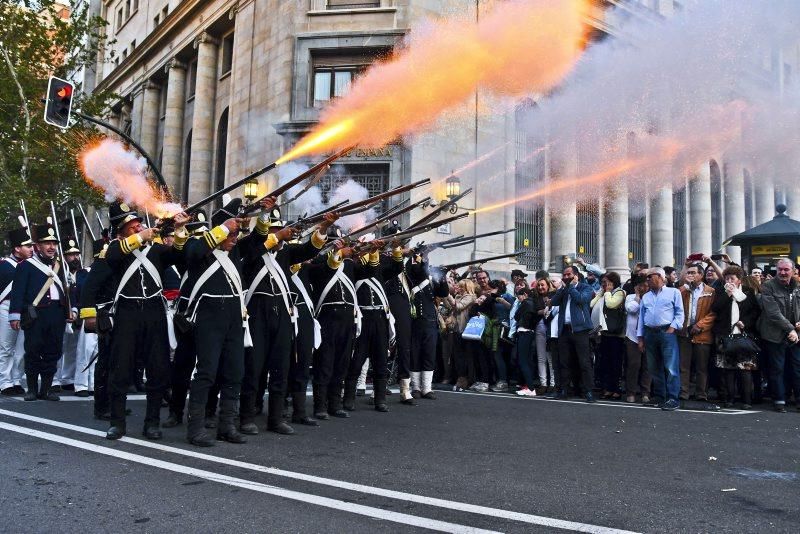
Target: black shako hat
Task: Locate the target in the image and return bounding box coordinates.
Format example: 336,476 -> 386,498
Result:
8,227 -> 33,247
212,197 -> 242,227
33,223 -> 59,243
109,200 -> 142,231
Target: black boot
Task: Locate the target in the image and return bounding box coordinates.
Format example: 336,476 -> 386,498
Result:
373,378 -> 389,412
328,384 -> 349,418
267,393 -> 295,435
282,395 -> 291,420
313,385 -> 329,420
217,399 -> 247,444
24,373 -> 38,401
39,374 -> 60,401
187,404 -> 215,447
343,379 -> 358,411
291,390 -> 318,426
106,423 -> 126,440
163,411 -> 183,428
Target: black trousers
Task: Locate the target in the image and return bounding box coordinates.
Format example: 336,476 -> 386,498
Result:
108,299 -> 170,427
169,329 -> 196,415
93,333 -> 111,416
289,313 -> 315,394
23,305 -> 66,376
410,317 -> 437,372
188,299 -> 244,420
240,294 -> 293,424
313,305 -> 355,387
558,328 -> 594,395
388,295 -> 412,379
348,310 -> 389,380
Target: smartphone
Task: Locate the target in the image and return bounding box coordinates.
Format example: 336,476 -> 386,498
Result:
710,254 -> 725,261
686,253 -> 704,262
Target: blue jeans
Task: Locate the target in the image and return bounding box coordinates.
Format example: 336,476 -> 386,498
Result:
763,341 -> 800,405
644,328 -> 681,402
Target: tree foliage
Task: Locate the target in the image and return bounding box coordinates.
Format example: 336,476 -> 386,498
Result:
0,0 -> 115,236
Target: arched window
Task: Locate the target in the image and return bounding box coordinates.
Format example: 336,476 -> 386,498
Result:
182,130 -> 192,201
214,108 -> 229,207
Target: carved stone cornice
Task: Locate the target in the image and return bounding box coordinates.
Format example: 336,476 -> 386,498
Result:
164,58 -> 188,74
193,31 -> 220,50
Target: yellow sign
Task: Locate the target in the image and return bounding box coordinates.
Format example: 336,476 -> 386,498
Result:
628,252 -> 634,259
578,245 -> 585,253
751,244 -> 790,255
523,238 -> 530,247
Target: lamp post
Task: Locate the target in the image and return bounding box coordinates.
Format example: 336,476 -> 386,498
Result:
243,177 -> 259,204
445,172 -> 461,213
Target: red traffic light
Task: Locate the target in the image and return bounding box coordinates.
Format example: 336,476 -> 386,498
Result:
44,76 -> 74,128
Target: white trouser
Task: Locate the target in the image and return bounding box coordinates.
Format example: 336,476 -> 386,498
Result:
56,326 -> 80,386
356,358 -> 369,390
73,327 -> 98,392
0,300 -> 25,389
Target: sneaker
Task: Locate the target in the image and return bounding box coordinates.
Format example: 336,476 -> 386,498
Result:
516,387 -> 531,396
475,382 -> 489,392
490,381 -> 508,392
661,399 -> 680,411
625,395 -> 636,403
641,395 -> 650,404
774,403 -> 787,413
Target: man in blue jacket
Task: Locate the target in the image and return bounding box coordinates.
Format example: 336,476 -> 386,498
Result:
550,265 -> 597,403
0,227 -> 34,396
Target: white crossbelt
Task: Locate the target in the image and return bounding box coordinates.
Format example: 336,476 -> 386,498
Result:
355,277 -> 396,342
315,263 -> 362,337
245,252 -> 298,335
28,255 -> 65,294
291,272 -> 322,350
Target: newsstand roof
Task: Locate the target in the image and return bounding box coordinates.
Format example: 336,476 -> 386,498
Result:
724,204 -> 800,246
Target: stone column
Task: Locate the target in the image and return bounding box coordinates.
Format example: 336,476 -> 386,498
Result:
162,59 -> 187,195
755,177 -> 776,224
603,182 -> 629,274
188,32 -> 220,203
129,85 -> 145,143
724,164 -> 746,264
785,185 -> 800,219
650,186 -> 673,267
689,165 -> 712,254
550,203 -> 577,271
139,81 -> 161,161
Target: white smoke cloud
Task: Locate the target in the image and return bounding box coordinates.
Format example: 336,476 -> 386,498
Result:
517,0 -> 800,205
278,161 -> 326,217
329,179 -> 375,233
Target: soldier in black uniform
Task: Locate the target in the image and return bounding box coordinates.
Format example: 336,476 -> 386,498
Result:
407,250 -> 449,399
79,238 -> 115,419
343,238 -> 404,412
181,199 -> 248,447
308,233 -> 359,420
381,224 -> 416,405
287,261 -> 320,426
238,199 -> 332,436
9,222 -> 71,402
103,201 -> 189,440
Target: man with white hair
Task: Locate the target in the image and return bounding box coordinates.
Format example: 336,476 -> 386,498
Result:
757,258 -> 800,413
637,267 -> 684,411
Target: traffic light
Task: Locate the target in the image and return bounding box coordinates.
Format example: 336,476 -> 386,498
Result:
44,76 -> 74,128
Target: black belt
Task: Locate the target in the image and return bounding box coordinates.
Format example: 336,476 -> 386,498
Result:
644,325 -> 671,332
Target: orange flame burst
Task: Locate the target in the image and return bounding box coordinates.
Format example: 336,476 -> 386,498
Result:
276,0 -> 589,164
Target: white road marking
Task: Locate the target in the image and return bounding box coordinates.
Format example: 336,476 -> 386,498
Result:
0,408 -> 639,534
4,394 -> 148,402
0,420 -> 499,534
436,389 -> 757,415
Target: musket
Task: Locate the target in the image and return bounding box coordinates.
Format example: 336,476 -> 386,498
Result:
69,209 -> 83,269
435,229 -> 516,250
19,199 -> 30,229
440,251 -> 523,272
95,211 -> 106,235
286,200 -> 350,229
336,178 -> 431,217
344,198 -> 432,242
241,147 -> 354,216
49,201 -> 72,313
280,164 -> 332,208
406,187 -> 473,231
381,212 -> 469,244
144,208 -> 152,229
77,204 -> 97,241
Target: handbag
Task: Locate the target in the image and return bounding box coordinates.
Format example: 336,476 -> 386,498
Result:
462,314 -> 487,340
602,290 -> 626,335
719,332 -> 760,361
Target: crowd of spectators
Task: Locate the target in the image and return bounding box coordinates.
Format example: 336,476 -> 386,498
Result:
435,254 -> 800,412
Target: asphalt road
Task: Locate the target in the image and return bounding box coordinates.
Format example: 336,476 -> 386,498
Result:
0,390 -> 798,533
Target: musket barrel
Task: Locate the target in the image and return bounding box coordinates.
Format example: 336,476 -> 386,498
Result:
440,251 -> 522,271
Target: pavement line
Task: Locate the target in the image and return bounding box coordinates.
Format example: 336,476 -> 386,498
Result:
435,389 -> 756,415
0,420 -> 499,534
0,408 -> 638,534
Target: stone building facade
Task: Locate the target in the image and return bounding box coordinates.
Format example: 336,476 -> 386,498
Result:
91,0 -> 800,274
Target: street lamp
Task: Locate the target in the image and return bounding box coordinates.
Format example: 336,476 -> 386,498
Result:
445,172 -> 461,200
243,177 -> 259,203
